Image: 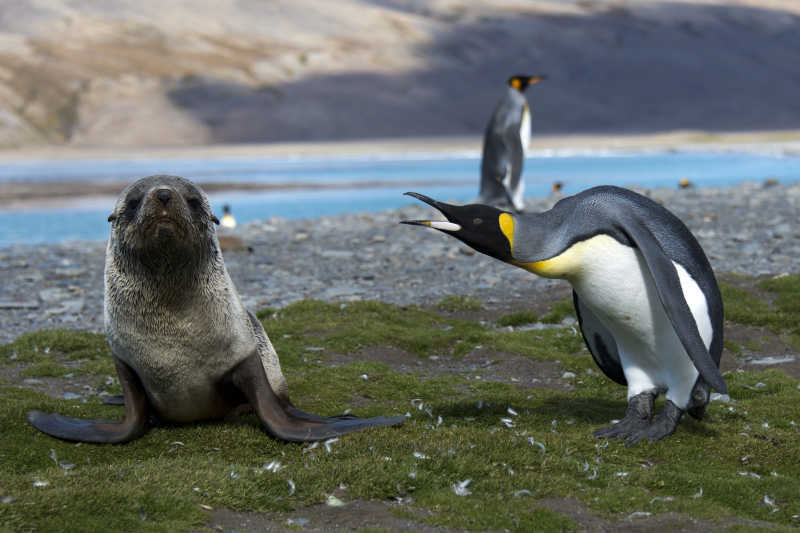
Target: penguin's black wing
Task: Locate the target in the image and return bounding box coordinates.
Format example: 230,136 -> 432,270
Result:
617,215 -> 728,394
572,291 -> 626,386
481,95 -> 524,210
502,107 -> 524,186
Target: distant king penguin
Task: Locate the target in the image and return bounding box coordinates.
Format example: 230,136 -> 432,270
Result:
402,186 -> 727,445
479,74 -> 546,213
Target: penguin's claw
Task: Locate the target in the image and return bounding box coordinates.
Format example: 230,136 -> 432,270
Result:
593,391 -> 654,440
625,400 -> 683,447
593,416 -> 650,440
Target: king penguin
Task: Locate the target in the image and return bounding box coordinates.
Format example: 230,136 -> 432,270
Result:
479,74 -> 546,213
402,185 -> 726,446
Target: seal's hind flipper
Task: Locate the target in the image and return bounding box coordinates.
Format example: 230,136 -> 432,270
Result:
27,358 -> 149,443
231,353 -> 404,442
285,405 -> 359,422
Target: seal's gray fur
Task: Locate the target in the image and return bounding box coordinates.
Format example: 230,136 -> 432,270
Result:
27,175 -> 404,442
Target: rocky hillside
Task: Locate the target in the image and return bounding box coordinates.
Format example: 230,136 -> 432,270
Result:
1,0 -> 799,147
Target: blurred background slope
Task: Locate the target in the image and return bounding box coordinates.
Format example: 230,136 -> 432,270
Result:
1,0 -> 799,148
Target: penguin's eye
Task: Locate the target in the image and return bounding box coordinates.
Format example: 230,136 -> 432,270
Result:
473,218 -> 483,225
126,197 -> 141,211
187,198 -> 202,210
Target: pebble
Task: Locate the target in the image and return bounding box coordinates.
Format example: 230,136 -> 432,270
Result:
1,182 -> 799,343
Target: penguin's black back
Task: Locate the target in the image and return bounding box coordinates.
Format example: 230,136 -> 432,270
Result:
515,185 -> 723,372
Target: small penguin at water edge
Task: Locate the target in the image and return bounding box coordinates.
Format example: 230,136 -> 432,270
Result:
220,204 -> 237,228
401,186 -> 726,445
479,74 -> 546,214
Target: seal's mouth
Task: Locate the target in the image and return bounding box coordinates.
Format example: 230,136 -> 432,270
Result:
140,214 -> 187,241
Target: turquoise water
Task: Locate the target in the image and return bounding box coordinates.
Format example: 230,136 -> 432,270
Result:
1,150 -> 799,247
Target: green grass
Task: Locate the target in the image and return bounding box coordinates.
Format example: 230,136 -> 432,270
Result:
1,283 -> 799,532
540,299 -> 576,324
720,274 -> 800,333
495,311 -> 538,327
0,330 -> 108,364
758,274 -> 800,331
436,295 -> 483,313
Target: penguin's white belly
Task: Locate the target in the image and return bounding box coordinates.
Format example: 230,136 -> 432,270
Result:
519,106 -> 531,157
567,236 -> 713,408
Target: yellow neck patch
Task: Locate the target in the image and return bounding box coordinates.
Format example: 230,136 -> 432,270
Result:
498,212 -> 600,279
510,78 -> 521,90
499,213 -> 515,251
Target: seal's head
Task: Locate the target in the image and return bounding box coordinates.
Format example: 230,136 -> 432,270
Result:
107,175 -> 220,273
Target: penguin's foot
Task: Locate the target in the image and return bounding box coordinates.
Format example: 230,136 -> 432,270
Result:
593,392 -> 654,440
626,400 -> 683,446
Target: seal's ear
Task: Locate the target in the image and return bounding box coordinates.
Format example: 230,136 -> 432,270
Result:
211,214 -> 220,225
107,212 -> 117,222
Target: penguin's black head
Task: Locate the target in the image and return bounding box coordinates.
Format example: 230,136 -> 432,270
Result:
401,192 -> 513,262
508,74 -> 546,92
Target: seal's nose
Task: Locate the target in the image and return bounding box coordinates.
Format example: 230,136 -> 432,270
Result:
156,188 -> 172,206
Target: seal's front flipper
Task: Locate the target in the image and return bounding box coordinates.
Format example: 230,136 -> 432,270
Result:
231,353 -> 404,442
27,358 -> 149,443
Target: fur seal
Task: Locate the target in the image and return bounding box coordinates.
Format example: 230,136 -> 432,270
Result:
28,175 -> 404,443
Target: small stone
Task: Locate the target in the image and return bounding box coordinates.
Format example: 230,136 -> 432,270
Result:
326,495 -> 346,507
56,298 -> 85,314
38,288 -> 70,303
318,249 -> 355,259
0,301 -> 39,309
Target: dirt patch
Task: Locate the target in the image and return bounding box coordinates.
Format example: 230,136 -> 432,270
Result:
722,323 -> 800,379
326,344 -> 571,391
192,500 -> 452,533
424,285 -> 573,324
0,361 -> 109,400
192,496 -> 779,532
536,497 -> 773,533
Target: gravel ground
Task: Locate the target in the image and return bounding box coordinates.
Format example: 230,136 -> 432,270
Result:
1,181 -> 798,344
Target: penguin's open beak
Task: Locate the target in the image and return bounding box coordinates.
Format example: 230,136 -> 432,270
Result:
400,192 -> 462,232
529,75 -> 547,85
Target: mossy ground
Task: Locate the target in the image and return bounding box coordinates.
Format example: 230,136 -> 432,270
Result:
1,276 -> 799,532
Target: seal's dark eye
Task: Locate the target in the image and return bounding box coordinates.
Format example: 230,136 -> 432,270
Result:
127,198 -> 141,211
187,198 -> 202,210
473,218 -> 483,225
